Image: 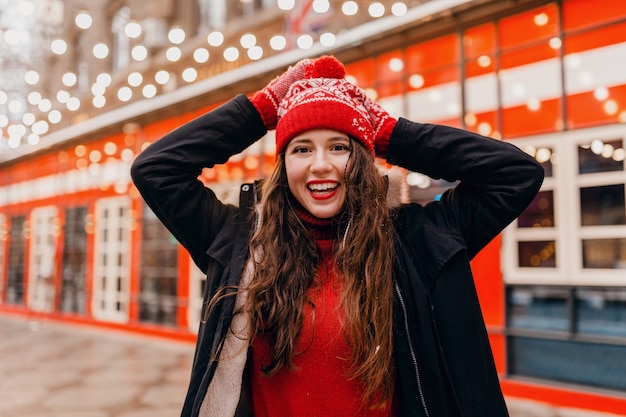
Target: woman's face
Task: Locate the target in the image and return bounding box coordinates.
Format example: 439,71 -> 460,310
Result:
284,129 -> 352,219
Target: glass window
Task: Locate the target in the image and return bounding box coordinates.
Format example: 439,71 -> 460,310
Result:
578,139 -> 624,174
7,216 -> 26,304
582,238 -> 626,269
577,288 -> 626,337
508,336 -> 626,391
580,185 -> 625,226
518,240 -> 556,268
518,190 -> 555,228
520,145 -> 554,177
139,203 -> 178,326
507,287 -> 569,331
61,207 -> 87,314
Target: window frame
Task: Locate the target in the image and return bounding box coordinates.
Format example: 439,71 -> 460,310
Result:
92,196 -> 131,322
503,123 -> 626,286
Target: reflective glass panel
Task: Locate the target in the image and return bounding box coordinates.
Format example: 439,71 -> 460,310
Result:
577,289 -> 626,337
518,190 -> 554,228
507,287 -> 569,331
139,203 -> 178,326
582,238 -> 626,269
580,185 -> 625,226
7,216 -> 26,304
60,207 -> 87,313
578,139 -> 624,174
518,240 -> 556,267
509,336 -> 626,391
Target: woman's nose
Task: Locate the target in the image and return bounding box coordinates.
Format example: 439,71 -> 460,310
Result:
310,151 -> 332,173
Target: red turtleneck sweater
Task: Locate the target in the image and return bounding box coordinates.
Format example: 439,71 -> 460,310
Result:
249,211 -> 395,417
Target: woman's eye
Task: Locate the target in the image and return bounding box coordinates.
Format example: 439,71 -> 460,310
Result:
331,144 -> 350,151
292,147 -> 310,154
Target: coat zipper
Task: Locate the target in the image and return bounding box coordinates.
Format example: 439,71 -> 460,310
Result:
394,281 -> 430,417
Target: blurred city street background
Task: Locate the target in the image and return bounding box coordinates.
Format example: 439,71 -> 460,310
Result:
2,0 -> 626,415
0,314 -> 622,417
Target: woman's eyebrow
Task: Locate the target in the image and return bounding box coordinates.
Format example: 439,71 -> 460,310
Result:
286,138 -> 312,149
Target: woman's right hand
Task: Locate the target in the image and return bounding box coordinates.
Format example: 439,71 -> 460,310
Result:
250,58 -> 311,130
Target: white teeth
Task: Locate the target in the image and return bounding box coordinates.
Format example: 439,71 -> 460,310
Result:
308,182 -> 338,192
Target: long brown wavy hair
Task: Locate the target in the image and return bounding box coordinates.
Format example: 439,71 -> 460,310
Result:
245,139 -> 396,408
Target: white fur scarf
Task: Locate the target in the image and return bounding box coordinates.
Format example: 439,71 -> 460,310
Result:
199,256 -> 254,417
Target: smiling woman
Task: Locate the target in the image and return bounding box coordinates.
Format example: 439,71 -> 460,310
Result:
130,55 -> 543,417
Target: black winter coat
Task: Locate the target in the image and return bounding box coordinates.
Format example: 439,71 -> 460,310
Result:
130,94 -> 544,417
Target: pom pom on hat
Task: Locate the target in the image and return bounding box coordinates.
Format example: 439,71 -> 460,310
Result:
304,55 -> 346,79
275,55 -> 375,155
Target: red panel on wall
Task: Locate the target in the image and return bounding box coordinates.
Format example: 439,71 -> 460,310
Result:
502,97 -> 562,138
376,50 -> 403,81
471,236 -> 505,328
563,0 -> 626,32
406,34 -> 459,72
378,80 -> 403,98
463,23 -> 496,59
564,21 -> 626,54
567,84 -> 626,129
142,117 -> 180,144
464,55 -> 495,78
345,58 -> 376,88
465,110 -> 499,138
500,42 -> 559,70
499,3 -> 559,49
406,66 -> 460,91
502,379 -> 626,415
376,50 -> 405,99
431,116 -> 462,129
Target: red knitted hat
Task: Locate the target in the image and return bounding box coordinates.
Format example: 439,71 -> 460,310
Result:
275,56 -> 375,155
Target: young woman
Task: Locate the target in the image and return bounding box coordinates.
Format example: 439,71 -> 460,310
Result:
131,56 -> 544,417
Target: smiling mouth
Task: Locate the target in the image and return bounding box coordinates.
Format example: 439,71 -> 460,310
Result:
307,182 -> 339,194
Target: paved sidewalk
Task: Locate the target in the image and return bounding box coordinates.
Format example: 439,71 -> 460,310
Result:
0,314 -> 623,417
0,315 -> 194,417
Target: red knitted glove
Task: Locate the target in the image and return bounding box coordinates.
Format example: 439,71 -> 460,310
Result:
250,58 -> 312,130
364,98 -> 397,157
